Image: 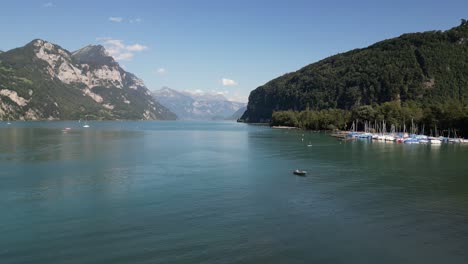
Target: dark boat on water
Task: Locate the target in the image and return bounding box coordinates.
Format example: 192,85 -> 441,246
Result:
293,170 -> 307,176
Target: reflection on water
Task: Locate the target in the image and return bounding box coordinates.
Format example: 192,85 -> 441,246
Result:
0,127 -> 143,162
0,125 -> 149,208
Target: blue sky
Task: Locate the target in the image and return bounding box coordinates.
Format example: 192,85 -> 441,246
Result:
1,0 -> 467,102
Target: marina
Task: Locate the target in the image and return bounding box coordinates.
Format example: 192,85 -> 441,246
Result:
333,121 -> 468,145
342,132 -> 467,144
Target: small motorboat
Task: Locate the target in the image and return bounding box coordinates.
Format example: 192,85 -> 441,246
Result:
293,170 -> 307,176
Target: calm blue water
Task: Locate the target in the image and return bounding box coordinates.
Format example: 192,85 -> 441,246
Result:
1,121 -> 468,264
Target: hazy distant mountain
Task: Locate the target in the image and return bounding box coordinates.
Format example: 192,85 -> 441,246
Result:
227,106 -> 246,120
153,87 -> 246,120
0,39 -> 176,120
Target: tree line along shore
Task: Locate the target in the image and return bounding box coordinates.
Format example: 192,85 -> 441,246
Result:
269,100 -> 468,137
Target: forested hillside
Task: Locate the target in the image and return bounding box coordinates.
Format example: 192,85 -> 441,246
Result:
242,20 -> 468,135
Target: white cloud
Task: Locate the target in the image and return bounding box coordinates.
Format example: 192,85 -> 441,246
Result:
99,38 -> 148,61
155,68 -> 167,75
43,2 -> 54,7
109,17 -> 123,23
126,44 -> 148,52
130,18 -> 143,23
114,52 -> 134,61
222,78 -> 238,86
103,39 -> 125,48
108,17 -> 143,24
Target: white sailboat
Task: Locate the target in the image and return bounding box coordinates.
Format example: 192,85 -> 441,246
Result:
384,124 -> 396,141
378,121 -> 386,141
429,124 -> 442,144
83,115 -> 90,128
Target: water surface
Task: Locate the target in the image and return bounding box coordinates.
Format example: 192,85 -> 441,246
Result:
1,121 -> 468,263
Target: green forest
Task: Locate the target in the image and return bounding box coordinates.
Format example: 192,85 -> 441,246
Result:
271,100 -> 467,136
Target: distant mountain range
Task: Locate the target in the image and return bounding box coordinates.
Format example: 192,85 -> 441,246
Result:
0,39 -> 176,120
152,87 -> 246,120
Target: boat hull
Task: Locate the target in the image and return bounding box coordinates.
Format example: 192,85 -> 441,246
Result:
293,170 -> 307,176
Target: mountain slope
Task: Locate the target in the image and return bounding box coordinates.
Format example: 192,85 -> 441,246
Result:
242,20 -> 468,123
227,106 -> 246,120
153,87 -> 245,120
0,39 -> 176,120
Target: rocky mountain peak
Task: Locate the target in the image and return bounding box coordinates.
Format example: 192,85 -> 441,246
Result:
29,39 -> 51,47
72,45 -> 117,66
28,39 -> 71,61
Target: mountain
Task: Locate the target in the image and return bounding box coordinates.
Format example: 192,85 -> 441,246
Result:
227,106 -> 246,120
241,20 -> 468,123
0,39 -> 176,120
152,87 -> 246,120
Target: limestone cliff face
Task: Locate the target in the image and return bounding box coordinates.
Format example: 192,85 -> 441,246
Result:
0,39 -> 176,120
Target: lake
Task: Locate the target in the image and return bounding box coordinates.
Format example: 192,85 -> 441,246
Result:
1,121 -> 468,264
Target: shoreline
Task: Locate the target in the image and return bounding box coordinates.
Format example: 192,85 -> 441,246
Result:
271,126 -> 298,129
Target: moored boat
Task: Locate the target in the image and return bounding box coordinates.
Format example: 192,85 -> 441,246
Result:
293,170 -> 307,176
448,138 -> 463,143
404,138 -> 419,144
358,133 -> 372,139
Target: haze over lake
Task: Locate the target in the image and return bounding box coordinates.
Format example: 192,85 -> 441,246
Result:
1,121 -> 468,264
